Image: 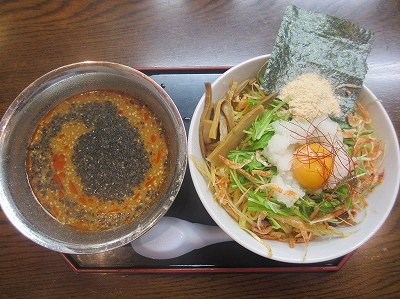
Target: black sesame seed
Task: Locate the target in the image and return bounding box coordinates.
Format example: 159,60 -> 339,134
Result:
72,101 -> 150,201
29,100 -> 150,201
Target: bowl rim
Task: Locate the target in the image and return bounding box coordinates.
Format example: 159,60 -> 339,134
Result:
188,54 -> 400,263
0,61 -> 187,254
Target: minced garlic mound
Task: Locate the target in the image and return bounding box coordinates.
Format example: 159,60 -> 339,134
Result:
280,73 -> 341,120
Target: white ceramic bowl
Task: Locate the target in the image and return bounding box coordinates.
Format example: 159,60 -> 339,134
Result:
188,55 -> 400,263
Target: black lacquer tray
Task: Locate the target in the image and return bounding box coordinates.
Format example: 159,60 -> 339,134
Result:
62,67 -> 352,273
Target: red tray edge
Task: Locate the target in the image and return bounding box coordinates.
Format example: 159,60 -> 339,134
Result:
60,252 -> 353,274
136,66 -> 231,72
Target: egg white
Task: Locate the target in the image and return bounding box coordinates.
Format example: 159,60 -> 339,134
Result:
263,115 -> 352,207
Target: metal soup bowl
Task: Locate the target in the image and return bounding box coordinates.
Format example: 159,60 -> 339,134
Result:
0,62 -> 187,254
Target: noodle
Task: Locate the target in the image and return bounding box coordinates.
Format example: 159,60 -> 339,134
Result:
196,79 -> 384,248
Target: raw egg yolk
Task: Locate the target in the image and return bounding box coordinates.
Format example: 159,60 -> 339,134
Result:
292,143 -> 334,190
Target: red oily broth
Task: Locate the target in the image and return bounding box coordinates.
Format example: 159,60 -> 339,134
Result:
26,90 -> 169,231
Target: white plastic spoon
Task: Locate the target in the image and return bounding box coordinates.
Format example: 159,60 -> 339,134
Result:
131,217 -> 233,259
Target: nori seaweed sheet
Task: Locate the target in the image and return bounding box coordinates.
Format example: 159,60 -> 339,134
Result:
261,5 -> 373,121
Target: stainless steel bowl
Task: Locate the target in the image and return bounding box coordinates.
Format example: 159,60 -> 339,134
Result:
0,62 -> 187,254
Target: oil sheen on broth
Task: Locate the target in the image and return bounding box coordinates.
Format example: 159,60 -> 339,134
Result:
27,91 -> 169,231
